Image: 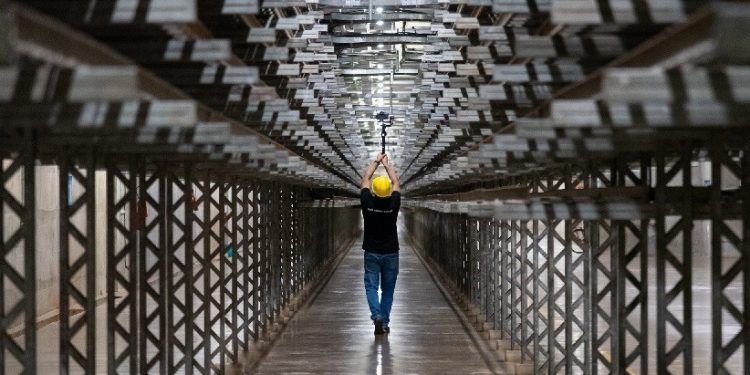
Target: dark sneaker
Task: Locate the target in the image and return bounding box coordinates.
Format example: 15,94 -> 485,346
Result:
374,319 -> 385,335
383,325 -> 390,334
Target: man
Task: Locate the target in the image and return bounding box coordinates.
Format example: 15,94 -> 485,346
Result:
360,153 -> 401,335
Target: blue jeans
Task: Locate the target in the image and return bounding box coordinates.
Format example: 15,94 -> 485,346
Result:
364,251 -> 399,325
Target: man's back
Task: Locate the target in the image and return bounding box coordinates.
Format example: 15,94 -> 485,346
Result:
360,188 -> 401,253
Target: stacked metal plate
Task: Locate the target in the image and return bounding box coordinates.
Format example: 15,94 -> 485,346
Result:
404,2 -> 750,195
0,2 -> 358,192
12,0 -> 746,197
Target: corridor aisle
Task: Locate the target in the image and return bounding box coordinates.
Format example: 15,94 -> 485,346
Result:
253,233 -> 494,374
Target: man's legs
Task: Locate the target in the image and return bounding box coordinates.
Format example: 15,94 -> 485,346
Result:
363,252 -> 382,321
379,253 -> 399,327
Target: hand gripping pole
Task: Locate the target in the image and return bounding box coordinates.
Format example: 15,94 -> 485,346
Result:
376,111 -> 392,155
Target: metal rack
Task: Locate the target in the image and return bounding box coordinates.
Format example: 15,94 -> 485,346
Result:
2,0 -> 750,373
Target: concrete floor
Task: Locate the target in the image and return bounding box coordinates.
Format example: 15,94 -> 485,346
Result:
6,233 -> 494,375
253,235 -> 494,374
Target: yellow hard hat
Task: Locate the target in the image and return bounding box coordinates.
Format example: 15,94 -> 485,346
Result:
371,176 -> 392,198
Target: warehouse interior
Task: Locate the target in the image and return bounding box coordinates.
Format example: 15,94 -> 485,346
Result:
1,0 -> 749,373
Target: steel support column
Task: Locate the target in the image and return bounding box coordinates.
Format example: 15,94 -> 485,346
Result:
257,182 -> 270,337
249,182 -> 260,341
0,130 -> 36,374
138,161 -> 167,374
165,162 -> 193,374
710,144 -> 749,374
589,161 -> 616,374
189,170 -> 209,373
521,219 -> 534,361
510,219 -> 523,351
106,156 -> 138,375
547,172 -> 567,373
656,151 -> 693,374
234,179 -> 248,353
218,178 -> 234,366
204,174 -> 221,371
532,216 -> 549,373
59,149 -> 96,374
613,156 -> 649,374
500,219 -> 511,341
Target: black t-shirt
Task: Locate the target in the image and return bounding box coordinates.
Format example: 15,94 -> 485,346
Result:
360,188 -> 401,253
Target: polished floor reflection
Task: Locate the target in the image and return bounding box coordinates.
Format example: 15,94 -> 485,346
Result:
253,233 -> 494,374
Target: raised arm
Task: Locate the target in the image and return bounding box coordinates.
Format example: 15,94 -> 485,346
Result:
360,154 -> 384,189
381,155 -> 400,192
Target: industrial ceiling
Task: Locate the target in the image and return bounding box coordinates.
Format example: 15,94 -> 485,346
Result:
4,0 -> 745,195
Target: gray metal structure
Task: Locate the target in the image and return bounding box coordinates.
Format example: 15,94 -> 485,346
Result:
1,0 -> 750,374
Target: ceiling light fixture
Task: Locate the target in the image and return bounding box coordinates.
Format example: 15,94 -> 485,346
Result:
376,7 -> 383,13
376,20 -> 384,26
378,44 -> 384,48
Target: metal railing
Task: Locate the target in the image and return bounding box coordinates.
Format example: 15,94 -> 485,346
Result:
405,145 -> 750,374
0,134 -> 361,374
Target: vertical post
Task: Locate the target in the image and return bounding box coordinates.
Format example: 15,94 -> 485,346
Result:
200,170 -> 214,373
742,146 -> 750,374
491,219 -> 500,333
0,129 -> 37,374
258,182 -> 268,336
293,189 -> 300,294
613,155 -> 650,373
567,165 -> 586,373
218,177 -> 235,365
279,186 -> 287,309
612,215 -> 625,373
589,161 -> 615,374
500,219 -> 510,339
250,182 -> 260,341
207,173 -> 223,371
188,168 -> 207,373
582,163 -> 596,375
268,183 -> 277,329
656,151 -> 693,374
488,218 -> 494,332
564,212 -> 574,373
637,157 -> 650,375
487,217 -> 494,335
581,167 -> 592,375
710,144 -> 749,373
547,215 -> 557,375
218,177 -> 229,367
521,219 -> 534,360
710,145 -> 722,375
272,184 -> 281,321
510,219 -> 521,348
165,162 -> 193,374
107,156 -> 138,375
470,218 -> 478,313
138,160 -> 167,374
230,178 -> 240,359
59,149 -> 96,374
236,179 -> 249,352
183,164 -> 194,375
612,158 -> 625,374
532,216 -> 549,373
547,172 -> 567,373
24,130 -> 37,375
